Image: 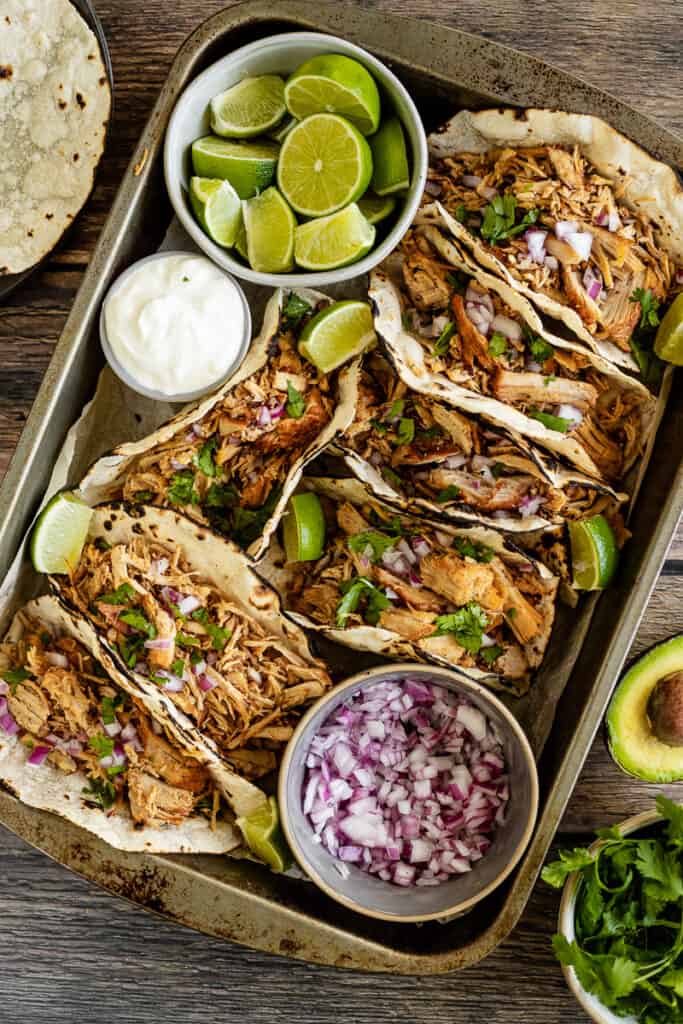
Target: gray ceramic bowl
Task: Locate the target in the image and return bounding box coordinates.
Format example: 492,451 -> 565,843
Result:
99,250 -> 251,403
164,31 -> 428,289
279,664 -> 538,923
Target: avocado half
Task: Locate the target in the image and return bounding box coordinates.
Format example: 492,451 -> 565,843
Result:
607,634 -> 683,783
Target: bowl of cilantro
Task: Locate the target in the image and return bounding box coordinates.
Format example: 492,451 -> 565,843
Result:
544,796 -> 683,1024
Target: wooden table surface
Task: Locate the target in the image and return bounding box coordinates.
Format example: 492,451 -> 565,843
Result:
1,0 -> 682,1019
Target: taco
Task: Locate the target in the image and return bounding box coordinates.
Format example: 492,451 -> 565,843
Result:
78,288 -> 360,561
336,349 -> 627,536
369,224 -> 655,484
261,477 -> 559,696
51,503 -> 332,790
423,108 -> 683,373
0,596 -> 239,854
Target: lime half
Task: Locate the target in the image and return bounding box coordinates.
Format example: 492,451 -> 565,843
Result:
358,193 -> 397,225
654,292 -> 683,366
299,299 -> 376,372
189,177 -> 241,247
294,203 -> 375,271
31,492 -> 93,574
568,515 -> 618,590
234,214 -> 248,262
191,136 -> 279,199
369,116 -> 410,196
284,53 -> 381,135
277,113 -> 373,218
282,492 -> 326,562
209,75 -> 286,138
236,795 -> 292,872
243,187 -> 296,273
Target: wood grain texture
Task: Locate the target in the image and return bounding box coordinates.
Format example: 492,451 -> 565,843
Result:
0,0 -> 681,1018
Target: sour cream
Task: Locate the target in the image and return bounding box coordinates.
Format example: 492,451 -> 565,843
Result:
102,252 -> 249,398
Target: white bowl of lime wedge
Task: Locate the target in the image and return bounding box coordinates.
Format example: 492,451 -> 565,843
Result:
164,31 -> 428,288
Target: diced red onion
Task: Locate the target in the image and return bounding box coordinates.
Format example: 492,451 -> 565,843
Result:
67,740 -> 84,756
256,405 -> 272,428
461,174 -> 482,188
144,637 -> 174,651
566,231 -> 593,261
177,595 -> 201,616
518,493 -> 545,516
45,651 -> 69,669
384,587 -> 399,601
103,719 -> 121,738
155,670 -> 185,693
0,712 -> 18,735
28,745 -> 52,767
594,209 -> 608,227
269,401 -> 286,420
120,722 -> 138,743
0,681 -> 7,697
424,180 -> 442,198
170,459 -> 188,471
160,586 -> 182,608
556,404 -> 584,427
480,185 -> 498,201
465,282 -> 494,315
192,659 -> 207,676
555,220 -> 579,240
525,229 -> 547,265
197,674 -> 217,693
491,313 -> 522,342
150,557 -> 169,575
443,454 -> 467,470
99,755 -> 113,769
582,265 -> 603,302
527,361 -> 543,373
544,255 -> 559,271
608,209 -> 621,232
435,530 -> 453,547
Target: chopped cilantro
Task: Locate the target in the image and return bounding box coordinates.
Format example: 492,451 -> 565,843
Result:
432,602 -> 488,654
335,577 -> 391,628
371,418 -> 388,435
401,311 -> 413,332
2,667 -> 31,690
132,489 -> 154,502
347,530 -> 398,563
381,466 -> 403,490
101,693 -> 123,725
190,649 -> 203,666
194,436 -> 218,477
436,485 -> 462,503
117,635 -> 145,668
488,332 -> 508,357
528,409 -> 571,433
523,325 -> 554,362
544,374 -> 557,386
454,203 -> 467,223
94,537 -> 112,552
506,607 -> 517,620
446,271 -> 467,295
39,631 -> 52,645
480,194 -> 539,245
217,486 -> 281,549
119,609 -> 156,639
480,644 -> 503,666
396,417 -> 415,446
452,536 -> 495,563
82,778 -> 117,810
107,764 -> 127,777
630,334 -> 664,387
433,320 -> 455,356
387,399 -> 405,420
98,582 -> 135,606
630,287 -> 661,330
491,463 -> 506,480
282,293 -> 312,330
176,632 -> 200,648
286,381 -> 306,419
417,426 -> 442,440
204,481 -> 239,508
167,470 -> 199,506
170,658 -> 185,677
191,608 -> 231,651
89,734 -> 114,760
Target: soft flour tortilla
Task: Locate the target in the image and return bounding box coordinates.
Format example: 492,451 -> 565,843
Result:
258,476 -> 559,697
0,0 -> 111,274
0,596 -> 241,853
425,108 -> 683,371
50,502 -> 330,814
78,287 -> 361,562
369,226 -> 656,484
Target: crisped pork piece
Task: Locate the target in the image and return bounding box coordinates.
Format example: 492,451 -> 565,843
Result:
547,146 -> 583,188
254,388 -> 329,454
136,717 -> 209,794
378,608 -> 436,641
127,768 -> 195,827
489,562 -> 543,644
402,252 -> 451,310
451,293 -> 495,370
291,582 -> 340,623
419,553 -> 494,606
6,680 -> 50,735
336,502 -> 370,536
140,592 -> 176,670
492,370 -> 597,410
40,669 -> 93,735
374,568 -> 444,612
560,265 -> 602,330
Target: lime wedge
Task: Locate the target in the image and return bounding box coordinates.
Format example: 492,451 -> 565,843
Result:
189,177 -> 241,247
284,53 -> 381,135
277,113 -> 373,218
282,492 -> 326,562
369,116 -> 410,196
236,795 -> 292,872
268,114 -> 298,144
243,187 -> 296,273
294,203 -> 375,271
209,75 -> 286,138
299,299 -> 376,372
654,292 -> 683,365
191,136 -> 279,199
568,515 -> 618,590
30,492 -> 93,574
357,193 -> 396,225
234,214 -> 248,261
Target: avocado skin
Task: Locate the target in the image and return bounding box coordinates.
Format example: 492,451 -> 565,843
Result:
606,634 -> 683,783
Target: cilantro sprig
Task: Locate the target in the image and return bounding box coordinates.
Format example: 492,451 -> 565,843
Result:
480,194 -> 539,245
335,577 -> 391,628
431,602 -> 488,654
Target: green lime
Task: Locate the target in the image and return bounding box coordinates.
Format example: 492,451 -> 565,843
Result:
277,113 -> 373,218
299,299 -> 376,372
294,203 -> 375,271
189,176 -> 242,247
191,136 -> 279,199
369,116 -> 410,195
30,492 -> 93,574
234,214 -> 248,261
209,75 -> 286,138
357,193 -> 396,225
654,292 -> 683,365
282,492 -> 326,562
284,53 -> 380,135
243,186 -> 297,273
568,515 -> 619,590
236,795 -> 292,872
268,114 -> 298,144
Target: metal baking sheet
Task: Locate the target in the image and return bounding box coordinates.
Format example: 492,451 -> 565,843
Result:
0,0 -> 681,973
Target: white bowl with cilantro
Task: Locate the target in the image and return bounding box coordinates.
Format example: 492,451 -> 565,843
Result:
550,800 -> 683,1024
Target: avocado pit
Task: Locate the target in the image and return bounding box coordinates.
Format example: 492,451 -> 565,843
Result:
648,672 -> 683,747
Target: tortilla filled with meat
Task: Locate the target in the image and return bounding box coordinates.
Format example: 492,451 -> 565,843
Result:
51,503 -> 332,797
260,477 -> 559,696
370,225 -> 656,484
336,349 -> 627,536
0,596 -> 240,853
422,108 -> 683,374
78,288 -> 360,561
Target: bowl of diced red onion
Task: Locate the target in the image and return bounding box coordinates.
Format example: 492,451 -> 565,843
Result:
278,664 -> 538,922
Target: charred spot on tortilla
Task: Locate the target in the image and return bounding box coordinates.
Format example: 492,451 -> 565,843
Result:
0,65 -> 13,79
58,99 -> 67,110
76,92 -> 86,109
99,77 -> 106,86
103,520 -> 113,532
73,154 -> 80,162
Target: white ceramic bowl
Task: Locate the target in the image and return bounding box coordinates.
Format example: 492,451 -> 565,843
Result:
99,250 -> 251,403
558,809 -> 661,1024
279,663 -> 539,923
164,31 -> 428,288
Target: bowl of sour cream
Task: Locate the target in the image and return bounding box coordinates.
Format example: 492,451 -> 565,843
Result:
100,251 -> 251,402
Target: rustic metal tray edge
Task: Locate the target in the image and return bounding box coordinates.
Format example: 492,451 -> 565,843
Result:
0,0 -> 682,974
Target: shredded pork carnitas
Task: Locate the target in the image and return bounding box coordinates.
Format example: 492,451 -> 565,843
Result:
286,494 -> 557,685
394,229 -> 645,482
342,352 -> 625,527
424,143 -> 681,351
60,537 -> 331,779
0,618 -> 221,829
120,298 -> 334,550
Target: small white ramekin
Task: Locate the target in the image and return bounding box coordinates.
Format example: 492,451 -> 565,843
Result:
99,250 -> 252,403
